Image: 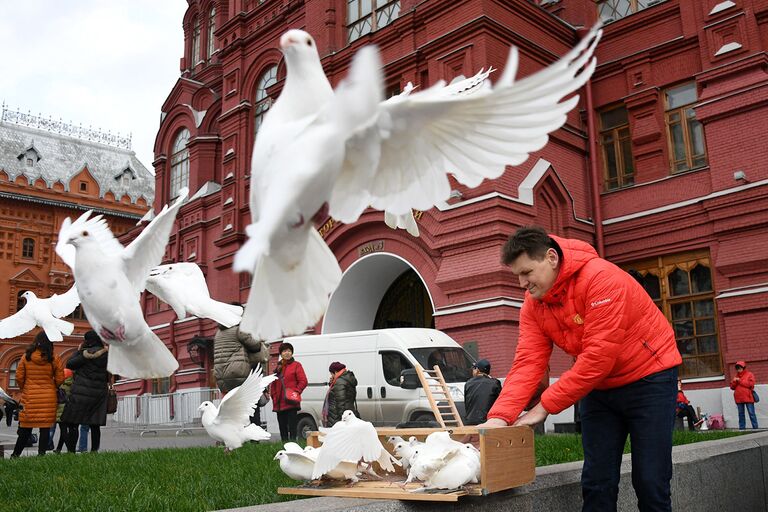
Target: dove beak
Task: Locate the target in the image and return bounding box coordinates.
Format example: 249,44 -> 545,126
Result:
279,33 -> 298,50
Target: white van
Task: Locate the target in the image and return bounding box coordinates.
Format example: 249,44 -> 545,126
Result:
282,328 -> 476,438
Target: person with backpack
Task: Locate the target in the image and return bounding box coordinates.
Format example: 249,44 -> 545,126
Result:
52,369 -> 75,453
10,332 -> 65,457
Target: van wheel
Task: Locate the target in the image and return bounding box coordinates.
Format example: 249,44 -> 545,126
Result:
296,416 -> 318,440
410,412 -> 436,423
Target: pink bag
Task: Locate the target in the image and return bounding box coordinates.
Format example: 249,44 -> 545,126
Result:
707,414 -> 725,430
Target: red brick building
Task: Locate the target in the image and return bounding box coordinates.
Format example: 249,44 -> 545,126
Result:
143,0 -> 766,427
0,106 -> 153,397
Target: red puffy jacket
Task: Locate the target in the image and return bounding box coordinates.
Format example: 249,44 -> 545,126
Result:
270,358 -> 308,412
488,236 -> 682,424
730,369 -> 756,404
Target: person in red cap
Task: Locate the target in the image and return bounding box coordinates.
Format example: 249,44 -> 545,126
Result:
479,226 -> 682,512
52,368 -> 75,453
731,361 -> 758,429
322,361 -> 358,427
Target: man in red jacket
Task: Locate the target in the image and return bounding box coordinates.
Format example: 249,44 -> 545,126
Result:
480,227 -> 682,512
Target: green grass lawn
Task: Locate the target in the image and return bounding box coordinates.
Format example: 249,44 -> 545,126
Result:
2,430 -> 748,512
535,430 -> 746,466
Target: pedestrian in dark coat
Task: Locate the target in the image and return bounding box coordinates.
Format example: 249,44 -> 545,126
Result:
268,342 -> 307,441
323,362 -> 358,427
464,359 -> 502,425
60,330 -> 109,452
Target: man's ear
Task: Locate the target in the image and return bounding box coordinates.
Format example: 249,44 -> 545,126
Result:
546,248 -> 560,268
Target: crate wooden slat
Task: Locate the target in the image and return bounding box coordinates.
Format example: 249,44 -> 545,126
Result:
278,425 -> 535,501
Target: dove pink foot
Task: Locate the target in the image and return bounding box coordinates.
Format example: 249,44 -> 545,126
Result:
99,325 -> 126,343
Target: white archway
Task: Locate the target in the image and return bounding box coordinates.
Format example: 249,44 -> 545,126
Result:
322,252 -> 435,334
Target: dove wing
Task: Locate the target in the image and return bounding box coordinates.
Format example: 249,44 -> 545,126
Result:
329,26 -> 601,223
0,308 -> 37,339
216,367 -> 276,426
122,189 -> 188,294
46,285 -> 81,318
146,263 -> 211,319
171,263 -> 213,298
312,420 -> 383,478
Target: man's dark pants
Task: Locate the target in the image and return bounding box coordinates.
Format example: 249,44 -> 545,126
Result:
580,367 -> 677,512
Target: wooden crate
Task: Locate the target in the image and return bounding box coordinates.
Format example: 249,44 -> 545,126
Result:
277,425 -> 534,502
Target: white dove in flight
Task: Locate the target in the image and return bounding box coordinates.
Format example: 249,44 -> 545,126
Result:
55,189 -> 189,379
233,26 -> 602,341
199,366 -> 277,451
312,410 -> 399,480
145,262 -> 243,328
0,287 -> 80,342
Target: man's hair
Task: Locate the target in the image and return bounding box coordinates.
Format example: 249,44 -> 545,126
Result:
501,226 -> 562,265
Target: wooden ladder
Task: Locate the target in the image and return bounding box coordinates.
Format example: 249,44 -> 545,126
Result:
414,364 -> 464,428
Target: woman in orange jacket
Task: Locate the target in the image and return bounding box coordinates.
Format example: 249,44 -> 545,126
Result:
10,332 -> 65,457
481,227 -> 682,512
730,360 -> 758,429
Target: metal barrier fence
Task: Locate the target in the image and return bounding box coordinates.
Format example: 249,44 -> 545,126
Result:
112,388 -> 220,435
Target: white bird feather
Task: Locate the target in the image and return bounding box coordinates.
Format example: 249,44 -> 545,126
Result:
0,287 -> 80,341
234,27 -> 601,341
199,366 -> 277,450
406,431 -> 481,490
312,410 -> 399,480
54,189 -> 189,378
145,262 -> 243,328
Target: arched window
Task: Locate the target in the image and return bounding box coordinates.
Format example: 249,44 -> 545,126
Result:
254,65 -> 278,138
207,7 -> 216,58
16,290 -> 25,312
9,360 -> 19,388
170,129 -> 190,200
191,18 -> 201,66
21,237 -> 34,259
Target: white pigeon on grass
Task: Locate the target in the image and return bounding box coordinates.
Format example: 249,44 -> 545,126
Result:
146,262 -> 243,328
312,410 -> 399,480
0,287 -> 80,341
275,442 -> 364,482
55,189 -> 189,378
199,366 -> 277,451
234,26 -> 602,341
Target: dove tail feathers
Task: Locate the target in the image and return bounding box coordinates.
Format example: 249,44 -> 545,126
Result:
243,423 -> 272,443
42,319 -> 75,342
233,224 -> 269,274
107,330 -> 179,379
239,229 -> 342,341
200,300 -> 243,328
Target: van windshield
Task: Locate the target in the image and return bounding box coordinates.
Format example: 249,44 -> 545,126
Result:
409,348 -> 474,382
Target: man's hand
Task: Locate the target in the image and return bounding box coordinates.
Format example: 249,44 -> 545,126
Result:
512,402 -> 549,427
461,418 -> 508,445
476,418 -> 509,429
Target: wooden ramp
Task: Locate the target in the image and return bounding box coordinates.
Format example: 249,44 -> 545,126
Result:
414,364 -> 464,428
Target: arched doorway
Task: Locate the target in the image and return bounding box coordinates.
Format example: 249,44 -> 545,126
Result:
373,269 -> 434,329
322,253 -> 434,334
